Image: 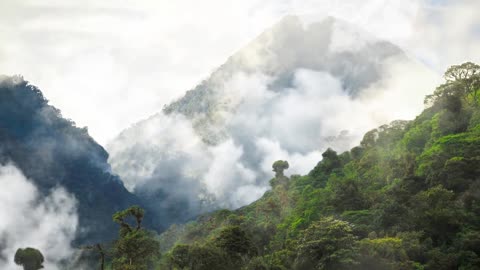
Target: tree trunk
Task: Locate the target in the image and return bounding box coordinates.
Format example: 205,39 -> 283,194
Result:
96,244 -> 105,270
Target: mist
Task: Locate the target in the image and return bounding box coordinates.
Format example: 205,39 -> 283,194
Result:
1,0 -> 478,144
0,1 -> 477,268
0,164 -> 78,270
108,48 -> 440,226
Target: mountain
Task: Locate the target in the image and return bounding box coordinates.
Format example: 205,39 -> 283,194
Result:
0,75 -> 147,244
162,15 -> 406,144
107,15 -> 438,229
157,63 -> 480,269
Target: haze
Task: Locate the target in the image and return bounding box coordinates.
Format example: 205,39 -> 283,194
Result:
1,0 -> 479,144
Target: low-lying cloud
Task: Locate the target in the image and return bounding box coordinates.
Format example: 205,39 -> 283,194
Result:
0,164 -> 78,270
108,54 -> 440,225
1,0 -> 478,144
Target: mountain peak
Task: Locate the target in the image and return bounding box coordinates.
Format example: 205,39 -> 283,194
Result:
164,14 -> 405,121
108,16 -> 435,228
0,74 -> 26,87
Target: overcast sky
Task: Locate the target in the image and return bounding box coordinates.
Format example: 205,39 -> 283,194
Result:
0,0 -> 479,145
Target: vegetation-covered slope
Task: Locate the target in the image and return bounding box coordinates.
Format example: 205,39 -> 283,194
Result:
108,15 -> 434,232
0,75 -> 148,244
156,62 -> 480,270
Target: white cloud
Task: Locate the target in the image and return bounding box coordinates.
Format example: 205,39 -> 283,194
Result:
255,138 -> 323,177
108,54 -> 440,216
0,0 -> 478,144
107,112 -> 209,192
203,140 -> 260,207
404,0 -> 480,72
0,2 -> 475,266
223,57 -> 439,178
108,112 -> 268,211
0,164 -> 78,270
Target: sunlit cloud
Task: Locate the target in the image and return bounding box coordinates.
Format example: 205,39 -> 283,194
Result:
0,164 -> 78,270
0,0 -> 478,144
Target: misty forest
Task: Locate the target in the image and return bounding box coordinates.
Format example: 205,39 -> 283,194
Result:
1,2 -> 480,270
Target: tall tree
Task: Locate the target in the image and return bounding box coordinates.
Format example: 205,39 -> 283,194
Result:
111,206 -> 160,270
272,160 -> 289,178
426,62 -> 480,106
14,248 -> 44,270
82,244 -> 106,270
294,217 -> 358,270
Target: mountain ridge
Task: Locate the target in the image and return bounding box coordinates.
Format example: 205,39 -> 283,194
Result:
162,15 -> 407,144
108,15 -> 438,231
157,62 -> 480,269
0,75 -> 151,244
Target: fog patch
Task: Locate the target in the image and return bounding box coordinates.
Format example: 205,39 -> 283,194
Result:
0,164 -> 78,270
203,139 -> 260,207
108,55 -> 440,224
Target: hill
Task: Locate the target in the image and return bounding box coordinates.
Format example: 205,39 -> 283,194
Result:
107,16 -> 438,229
157,62 -> 480,270
0,75 -> 147,244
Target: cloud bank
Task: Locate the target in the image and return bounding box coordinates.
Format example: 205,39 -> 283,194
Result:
108,54 -> 440,223
0,0 -> 478,144
0,164 -> 78,270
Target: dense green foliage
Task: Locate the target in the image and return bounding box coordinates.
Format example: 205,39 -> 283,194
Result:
112,206 -> 161,270
78,206 -> 161,270
14,248 -> 44,270
154,63 -> 480,270
7,20 -> 478,270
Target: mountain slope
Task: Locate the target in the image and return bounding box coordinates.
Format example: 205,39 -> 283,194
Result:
0,75 -> 146,243
163,15 -> 407,144
165,16 -> 400,107
108,15 -> 439,229
158,64 -> 480,270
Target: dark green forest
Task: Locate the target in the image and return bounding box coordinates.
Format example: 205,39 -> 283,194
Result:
13,62 -> 480,270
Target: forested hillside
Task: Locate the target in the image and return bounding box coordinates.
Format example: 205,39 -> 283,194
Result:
11,63 -> 479,270
0,75 -> 149,244
154,62 -> 480,270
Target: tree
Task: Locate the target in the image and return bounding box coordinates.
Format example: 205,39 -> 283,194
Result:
309,148 -> 342,187
187,244 -> 229,270
81,244 -> 106,270
111,206 -> 160,270
113,205 -> 145,236
411,186 -> 463,245
444,62 -> 480,83
329,177 -> 366,212
169,244 -> 191,269
245,256 -> 268,270
358,237 -> 409,269
360,129 -> 379,148
271,160 -> 290,187
213,226 -> 255,266
168,243 -> 229,270
294,217 -> 358,270
425,62 -> 480,106
272,160 -> 289,178
14,248 -> 44,270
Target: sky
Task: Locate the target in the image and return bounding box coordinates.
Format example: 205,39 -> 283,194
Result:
0,0 -> 479,145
